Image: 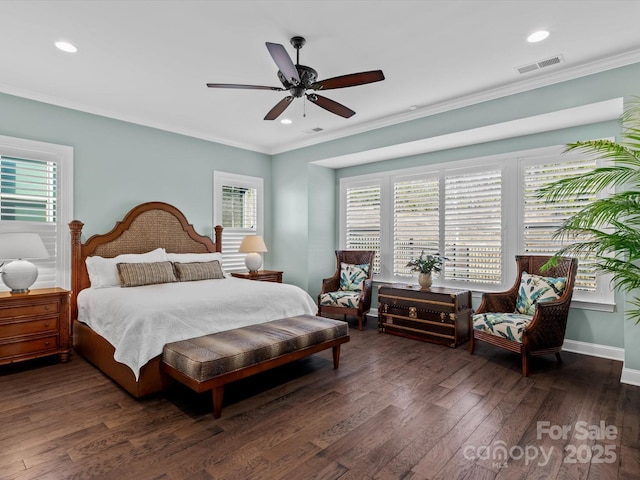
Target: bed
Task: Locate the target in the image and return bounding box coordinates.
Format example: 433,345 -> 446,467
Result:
69,201 -> 317,398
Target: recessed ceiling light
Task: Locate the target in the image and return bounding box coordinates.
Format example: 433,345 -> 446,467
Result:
55,41 -> 78,53
527,31 -> 550,43
280,118 -> 292,125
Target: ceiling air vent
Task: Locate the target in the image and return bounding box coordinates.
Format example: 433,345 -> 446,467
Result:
516,54 -> 564,75
311,127 -> 324,132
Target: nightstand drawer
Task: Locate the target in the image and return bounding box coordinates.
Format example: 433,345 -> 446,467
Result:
0,317 -> 59,339
254,273 -> 281,282
0,334 -> 59,358
0,302 -> 59,319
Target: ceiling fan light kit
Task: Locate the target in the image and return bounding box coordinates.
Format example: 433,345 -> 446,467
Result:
207,36 -> 385,120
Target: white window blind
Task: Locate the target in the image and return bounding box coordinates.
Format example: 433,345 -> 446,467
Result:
213,172 -> 263,272
0,134 -> 73,292
393,176 -> 439,277
523,156 -> 599,291
444,168 -> 502,284
340,144 -> 614,308
345,182 -> 381,274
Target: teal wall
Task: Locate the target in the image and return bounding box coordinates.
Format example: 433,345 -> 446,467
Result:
271,62 -> 640,373
2,61 -> 640,373
0,92 -> 273,259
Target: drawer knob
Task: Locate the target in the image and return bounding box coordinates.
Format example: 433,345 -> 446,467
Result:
44,322 -> 50,327
44,306 -> 50,311
44,341 -> 50,346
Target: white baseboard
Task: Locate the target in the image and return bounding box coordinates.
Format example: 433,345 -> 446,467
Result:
370,310 -> 640,385
620,367 -> 640,386
561,339 -> 624,361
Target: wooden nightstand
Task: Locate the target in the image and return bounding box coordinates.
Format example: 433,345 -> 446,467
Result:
0,287 -> 71,366
231,270 -> 283,283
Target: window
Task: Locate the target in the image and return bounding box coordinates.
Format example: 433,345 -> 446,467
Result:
213,172 -> 263,272
444,167 -> 502,285
343,181 -> 381,274
340,144 -> 614,308
393,175 -> 439,277
0,135 -> 73,291
521,152 -> 603,297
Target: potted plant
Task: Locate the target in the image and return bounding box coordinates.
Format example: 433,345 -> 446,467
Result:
540,99 -> 640,323
406,250 -> 447,289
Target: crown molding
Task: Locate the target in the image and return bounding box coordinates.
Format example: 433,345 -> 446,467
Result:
271,48 -> 640,155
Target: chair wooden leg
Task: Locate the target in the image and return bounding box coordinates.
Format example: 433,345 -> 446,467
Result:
469,330 -> 475,354
357,315 -> 363,331
555,352 -> 563,364
522,350 -> 529,377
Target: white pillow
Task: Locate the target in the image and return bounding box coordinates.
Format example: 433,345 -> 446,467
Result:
166,252 -> 223,264
86,248 -> 168,288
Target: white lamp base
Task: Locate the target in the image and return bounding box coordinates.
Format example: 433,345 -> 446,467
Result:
244,253 -> 263,273
1,259 -> 39,293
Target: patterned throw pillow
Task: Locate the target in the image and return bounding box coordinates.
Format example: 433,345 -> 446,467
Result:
515,272 -> 567,316
174,260 -> 225,282
339,263 -> 370,292
117,261 -> 177,287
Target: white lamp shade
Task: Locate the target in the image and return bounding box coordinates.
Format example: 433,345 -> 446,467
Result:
0,233 -> 49,293
238,235 -> 268,253
0,233 -> 49,259
238,235 -> 267,273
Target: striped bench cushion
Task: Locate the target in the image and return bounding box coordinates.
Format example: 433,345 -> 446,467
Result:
162,315 -> 349,383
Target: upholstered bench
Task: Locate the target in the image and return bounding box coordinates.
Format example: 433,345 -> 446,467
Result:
161,314 -> 350,418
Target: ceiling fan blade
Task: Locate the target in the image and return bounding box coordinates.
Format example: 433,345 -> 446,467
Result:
264,96 -> 294,120
307,94 -> 355,118
206,83 -> 284,91
266,42 -> 300,85
310,70 -> 385,90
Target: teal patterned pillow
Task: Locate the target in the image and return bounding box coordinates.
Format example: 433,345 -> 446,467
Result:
339,263 -> 370,292
515,272 -> 567,316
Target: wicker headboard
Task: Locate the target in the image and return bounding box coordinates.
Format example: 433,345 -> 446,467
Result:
69,201 -> 223,320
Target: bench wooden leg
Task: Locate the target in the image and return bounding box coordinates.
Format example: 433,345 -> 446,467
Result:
212,386 -> 224,419
332,345 -> 341,369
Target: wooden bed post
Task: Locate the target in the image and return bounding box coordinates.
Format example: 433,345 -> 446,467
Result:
214,225 -> 223,253
69,220 -> 84,323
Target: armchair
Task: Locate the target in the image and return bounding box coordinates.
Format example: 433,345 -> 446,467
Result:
317,250 -> 375,331
470,255 -> 578,376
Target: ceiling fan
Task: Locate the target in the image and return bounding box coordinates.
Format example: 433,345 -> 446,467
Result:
206,36 -> 385,120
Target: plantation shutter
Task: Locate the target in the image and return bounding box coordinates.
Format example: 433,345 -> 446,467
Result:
0,155 -> 57,289
523,157 -> 598,291
220,185 -> 258,272
393,176 -> 440,277
345,183 -> 381,274
444,168 -> 502,284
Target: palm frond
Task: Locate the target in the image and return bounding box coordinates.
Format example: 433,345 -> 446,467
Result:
541,99 -> 640,324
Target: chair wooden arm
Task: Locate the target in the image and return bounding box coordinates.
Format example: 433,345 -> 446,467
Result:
361,278 -> 373,312
475,291 -> 517,314
321,275 -> 340,294
523,298 -> 572,351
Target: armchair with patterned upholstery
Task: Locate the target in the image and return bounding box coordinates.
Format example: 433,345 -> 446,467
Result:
317,250 -> 375,331
470,255 -> 578,376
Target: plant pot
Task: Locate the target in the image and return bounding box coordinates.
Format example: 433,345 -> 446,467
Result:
418,272 -> 432,289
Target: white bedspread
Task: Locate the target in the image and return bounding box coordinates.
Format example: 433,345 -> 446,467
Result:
77,277 -> 317,379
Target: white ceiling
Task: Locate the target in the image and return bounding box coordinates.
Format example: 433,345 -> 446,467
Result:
2,0 -> 640,155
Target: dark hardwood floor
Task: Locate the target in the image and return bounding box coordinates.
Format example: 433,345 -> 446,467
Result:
1,318 -> 639,480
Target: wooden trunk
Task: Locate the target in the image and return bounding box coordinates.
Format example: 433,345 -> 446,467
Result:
378,284 -> 471,347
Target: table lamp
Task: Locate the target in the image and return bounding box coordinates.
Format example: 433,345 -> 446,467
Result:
238,235 -> 268,272
0,233 -> 49,293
